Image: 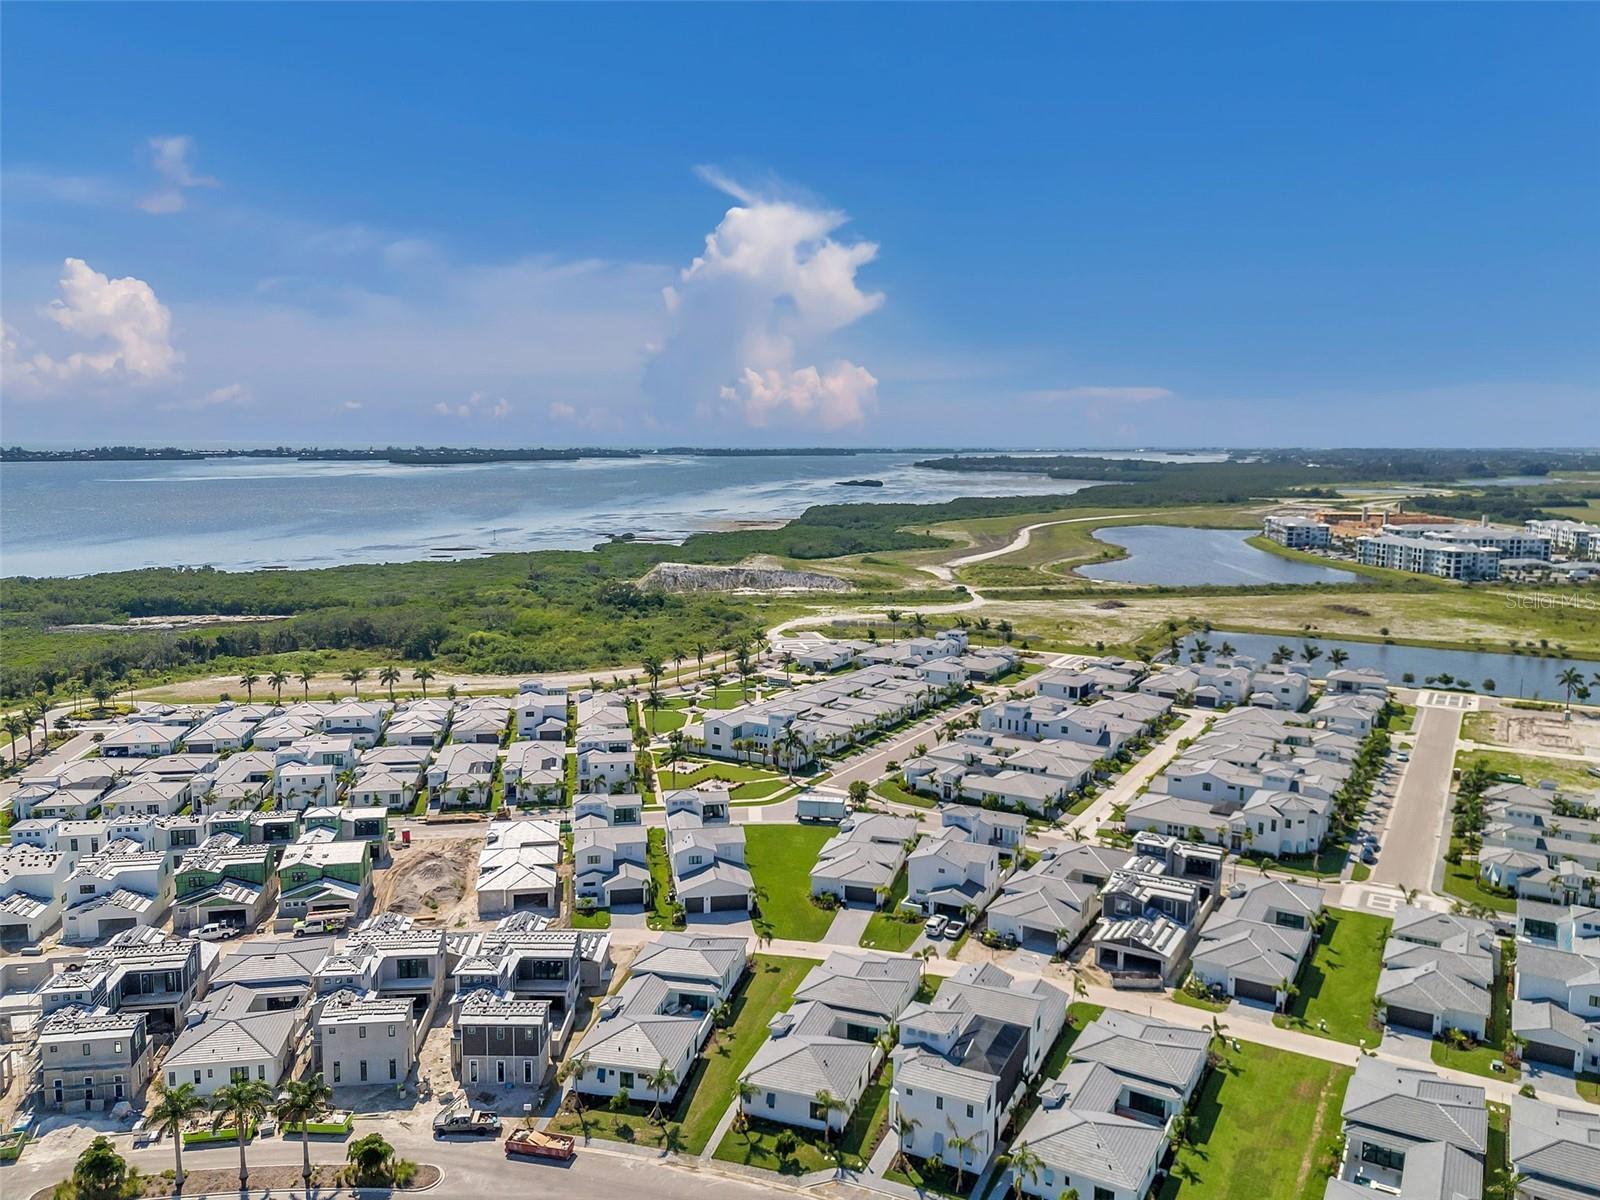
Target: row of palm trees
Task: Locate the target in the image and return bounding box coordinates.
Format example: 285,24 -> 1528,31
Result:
233,663 -> 443,703
149,1071 -> 334,1193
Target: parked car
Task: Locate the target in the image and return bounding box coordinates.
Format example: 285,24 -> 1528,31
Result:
945,920 -> 966,940
924,914 -> 949,938
433,1106 -> 502,1138
1360,847 -> 1377,864
1396,751 -> 1410,762
293,915 -> 347,937
189,922 -> 240,942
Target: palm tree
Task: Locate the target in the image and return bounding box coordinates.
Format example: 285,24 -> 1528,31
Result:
1328,648 -> 1350,669
346,1132 -> 395,1186
672,647 -> 686,687
777,726 -> 806,780
149,1079 -> 206,1193
813,1089 -> 846,1144
297,665 -> 315,698
890,1114 -> 919,1173
1009,1142 -> 1043,1199
379,665 -> 401,702
885,608 -> 903,639
71,1136 -> 131,1200
1218,640 -> 1236,658
996,618 -> 1015,644
275,1072 -> 334,1191
238,671 -> 261,702
734,1078 -> 757,1136
210,1077 -> 273,1189
914,944 -> 938,989
646,1059 -> 677,1124
341,667 -> 368,698
557,1052 -> 590,1113
1301,642 -> 1322,665
2,715 -> 22,767
411,665 -> 435,697
946,1133 -> 975,1193
1558,667 -> 1584,715
267,670 -> 289,702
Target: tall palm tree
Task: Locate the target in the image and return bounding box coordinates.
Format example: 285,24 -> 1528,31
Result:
297,665 -> 315,699
672,647 -> 686,687
379,665 -> 401,702
238,672 -> 261,702
275,1072 -> 334,1191
557,1052 -> 590,1113
149,1079 -> 206,1193
341,667 -> 368,698
1009,1142 -> 1043,1200
946,1133 -> 974,1193
646,1059 -> 678,1124
778,727 -> 806,780
813,1089 -> 846,1144
996,618 -> 1015,644
411,666 -> 434,697
1301,642 -> 1322,665
885,609 -> 903,640
890,1114 -> 919,1173
1328,648 -> 1350,669
267,670 -> 289,702
1557,667 -> 1584,714
734,1078 -> 757,1136
3,715 -> 22,767
210,1077 -> 273,1189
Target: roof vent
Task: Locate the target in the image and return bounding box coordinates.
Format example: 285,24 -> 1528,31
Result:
767,1012 -> 794,1038
1038,1083 -> 1068,1110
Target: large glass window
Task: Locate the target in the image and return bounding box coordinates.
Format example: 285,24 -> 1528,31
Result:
1361,1143 -> 1406,1173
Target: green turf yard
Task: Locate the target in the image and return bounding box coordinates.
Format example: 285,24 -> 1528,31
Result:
662,758 -> 782,788
644,707 -> 688,734
549,954 -> 818,1154
871,778 -> 936,808
1157,1040 -> 1353,1200
744,824 -> 838,940
1431,939 -> 1518,1080
1274,908 -> 1389,1047
713,1062 -> 893,1173
1455,748 -> 1600,794
859,865 -> 921,951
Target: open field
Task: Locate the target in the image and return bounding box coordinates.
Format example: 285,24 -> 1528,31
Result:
1156,1041 -> 1352,1200
1455,747 -> 1600,793
1274,908 -> 1389,1047
745,824 -> 838,940
1462,707 -> 1600,758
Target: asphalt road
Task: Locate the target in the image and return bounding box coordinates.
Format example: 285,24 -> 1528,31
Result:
1370,701 -> 1464,892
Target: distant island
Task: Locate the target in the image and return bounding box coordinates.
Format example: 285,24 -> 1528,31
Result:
835,478 -> 885,487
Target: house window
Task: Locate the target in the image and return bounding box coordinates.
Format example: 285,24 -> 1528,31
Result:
524,1061 -> 533,1084
359,1027 -> 367,1039
388,1025 -> 397,1038
359,1061 -> 368,1082
766,1092 -> 775,1108
1094,1189 -> 1115,1200
389,1059 -> 397,1081
1361,1143 -> 1405,1173
333,1063 -> 341,1083
620,1072 -> 635,1090
469,1062 -> 479,1083
966,1104 -> 974,1118
935,1097 -> 943,1110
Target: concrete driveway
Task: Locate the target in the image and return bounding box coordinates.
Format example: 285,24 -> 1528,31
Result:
823,905 -> 874,947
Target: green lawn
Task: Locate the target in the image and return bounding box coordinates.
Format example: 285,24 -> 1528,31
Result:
1440,840 -> 1519,913
645,827 -> 678,929
745,824 -> 838,940
1349,862 -> 1371,882
644,708 -> 689,734
570,907 -> 612,930
731,777 -> 790,800
860,865 -> 921,951
1274,908 -> 1389,1047
1157,1041 -> 1352,1200
551,954 -> 818,1154
701,685 -> 763,709
1578,1074 -> 1600,1104
1172,985 -> 1230,1014
1042,1003 -> 1104,1079
1485,1103 -> 1511,1200
1455,747 -> 1600,793
871,778 -> 936,808
713,1064 -> 892,1174
663,759 -> 782,788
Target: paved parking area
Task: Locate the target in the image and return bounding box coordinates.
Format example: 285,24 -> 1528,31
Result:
823,906 -> 874,946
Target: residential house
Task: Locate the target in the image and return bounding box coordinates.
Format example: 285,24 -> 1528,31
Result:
1190,878 -> 1325,1006
314,989 -> 416,1090
985,843 -> 1132,952
1323,1060 -> 1486,1200
161,984 -> 302,1096
38,1006 -> 151,1112
1509,1095 -> 1600,1200
477,819 -> 561,917
453,991 -> 551,1090
275,835 -> 372,930
907,833 -> 1003,918
667,808 -> 752,916
171,835 -> 278,933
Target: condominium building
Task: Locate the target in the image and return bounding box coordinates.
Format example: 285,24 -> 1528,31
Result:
1263,514 -> 1332,549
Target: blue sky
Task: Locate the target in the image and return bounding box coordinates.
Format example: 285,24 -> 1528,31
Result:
3,3 -> 1596,447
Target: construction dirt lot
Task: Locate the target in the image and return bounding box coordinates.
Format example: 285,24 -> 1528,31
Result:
1467,706 -> 1600,758
374,837 -> 483,930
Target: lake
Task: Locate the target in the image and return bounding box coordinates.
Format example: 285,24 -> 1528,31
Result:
0,451 -> 1107,578
1182,631 -> 1589,701
1076,526 -> 1360,586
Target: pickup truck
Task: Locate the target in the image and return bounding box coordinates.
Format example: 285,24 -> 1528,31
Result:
504,1128 -> 576,1161
432,1107 -> 502,1138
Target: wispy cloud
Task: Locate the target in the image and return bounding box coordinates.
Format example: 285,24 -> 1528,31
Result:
139,135 -> 219,214
1027,386 -> 1176,403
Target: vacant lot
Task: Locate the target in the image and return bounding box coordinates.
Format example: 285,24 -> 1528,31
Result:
745,824 -> 838,940
1275,908 -> 1389,1047
1456,747 -> 1600,793
1157,1041 -> 1352,1200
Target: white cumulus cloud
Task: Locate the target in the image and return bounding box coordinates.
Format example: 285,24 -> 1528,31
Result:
139,135 -> 218,214
3,258 -> 182,395
435,390 -> 512,420
646,171 -> 884,431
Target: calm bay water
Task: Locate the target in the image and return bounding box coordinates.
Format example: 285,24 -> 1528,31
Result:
1184,631 -> 1585,701
0,452 -> 1110,578
1077,526 -> 1360,586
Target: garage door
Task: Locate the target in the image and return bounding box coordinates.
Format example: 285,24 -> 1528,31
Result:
1523,1040 -> 1577,1069
1236,978 -> 1278,1004
100,918 -> 138,936
709,893 -> 748,912
514,893 -> 549,911
209,908 -> 247,926
845,885 -> 877,905
1387,1006 -> 1434,1032
610,888 -> 645,906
